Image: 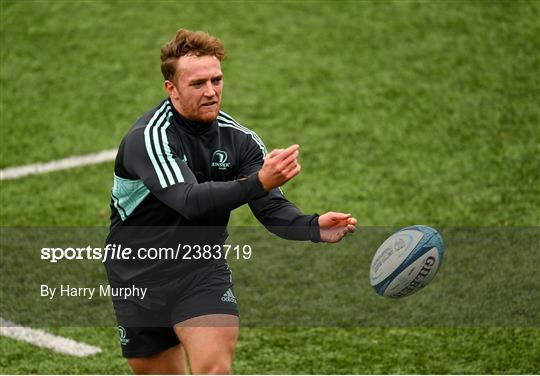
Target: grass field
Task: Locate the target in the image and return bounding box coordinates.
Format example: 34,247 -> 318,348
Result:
1,0 -> 539,374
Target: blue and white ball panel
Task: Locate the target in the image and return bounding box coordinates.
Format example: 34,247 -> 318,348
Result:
370,229 -> 425,286
382,247 -> 440,298
370,225 -> 444,298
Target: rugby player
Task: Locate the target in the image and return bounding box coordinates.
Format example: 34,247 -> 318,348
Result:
105,28 -> 357,374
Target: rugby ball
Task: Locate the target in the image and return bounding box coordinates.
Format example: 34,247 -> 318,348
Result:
370,225 -> 444,298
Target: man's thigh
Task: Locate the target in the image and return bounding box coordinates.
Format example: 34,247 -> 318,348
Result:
174,314 -> 239,375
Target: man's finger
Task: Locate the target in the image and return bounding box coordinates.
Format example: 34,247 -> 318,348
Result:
282,160 -> 298,175
280,163 -> 300,181
266,149 -> 282,159
273,144 -> 299,161
285,163 -> 301,180
330,212 -> 352,221
280,150 -> 299,169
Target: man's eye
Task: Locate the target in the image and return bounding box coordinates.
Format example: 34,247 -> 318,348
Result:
212,78 -> 222,85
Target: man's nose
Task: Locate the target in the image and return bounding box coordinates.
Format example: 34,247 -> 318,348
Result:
203,81 -> 216,97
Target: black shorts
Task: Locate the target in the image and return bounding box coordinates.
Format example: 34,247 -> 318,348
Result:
112,262 -> 238,358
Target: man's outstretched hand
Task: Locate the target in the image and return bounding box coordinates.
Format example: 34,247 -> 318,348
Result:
319,212 -> 357,243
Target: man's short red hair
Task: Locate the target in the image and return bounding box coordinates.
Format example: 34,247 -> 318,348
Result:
160,29 -> 226,81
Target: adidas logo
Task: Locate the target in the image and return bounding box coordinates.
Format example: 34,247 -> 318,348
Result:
221,288 -> 237,303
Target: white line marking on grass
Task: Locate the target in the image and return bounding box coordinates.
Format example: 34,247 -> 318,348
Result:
0,317 -> 102,357
0,149 -> 117,180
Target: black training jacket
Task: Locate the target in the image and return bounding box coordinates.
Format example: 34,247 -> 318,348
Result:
105,98 -> 320,284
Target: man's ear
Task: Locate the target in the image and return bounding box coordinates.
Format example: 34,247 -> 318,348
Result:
164,80 -> 178,98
